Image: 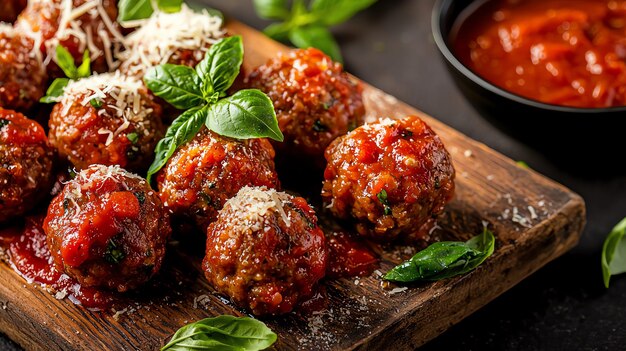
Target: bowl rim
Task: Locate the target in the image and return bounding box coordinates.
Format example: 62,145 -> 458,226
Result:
430,0 -> 626,114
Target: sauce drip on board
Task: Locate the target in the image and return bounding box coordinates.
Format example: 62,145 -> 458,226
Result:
0,215 -> 114,310
453,0 -> 626,108
326,231 -> 378,279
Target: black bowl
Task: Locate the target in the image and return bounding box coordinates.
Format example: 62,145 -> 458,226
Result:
432,0 -> 624,171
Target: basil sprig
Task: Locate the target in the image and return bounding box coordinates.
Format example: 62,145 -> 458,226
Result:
253,0 -> 377,62
384,228 -> 495,283
161,315 -> 277,351
118,0 -> 183,22
40,46 -> 91,103
143,36 -> 283,182
601,217 -> 626,288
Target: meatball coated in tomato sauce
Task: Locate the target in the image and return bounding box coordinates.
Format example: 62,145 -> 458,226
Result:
0,25 -> 47,112
44,165 -> 171,292
0,0 -> 26,23
15,0 -> 120,75
245,48 -> 365,162
157,128 -> 280,231
117,5 -> 226,78
48,72 -> 165,171
0,108 -> 54,223
203,186 -> 327,316
322,116 -> 455,240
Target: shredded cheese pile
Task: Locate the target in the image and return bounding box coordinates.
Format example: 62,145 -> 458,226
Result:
117,4 -> 225,76
56,71 -> 153,146
224,186 -> 293,232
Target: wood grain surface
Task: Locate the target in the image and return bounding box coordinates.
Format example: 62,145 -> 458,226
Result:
0,21 -> 586,351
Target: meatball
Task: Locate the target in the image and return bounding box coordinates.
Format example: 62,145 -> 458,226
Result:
48,72 -> 165,171
15,0 -> 121,75
0,25 -> 47,112
321,116 -> 455,240
0,0 -> 26,23
245,48 -> 365,162
203,186 -> 327,315
0,108 -> 54,223
118,5 -> 225,77
44,164 -> 171,292
157,128 -> 280,231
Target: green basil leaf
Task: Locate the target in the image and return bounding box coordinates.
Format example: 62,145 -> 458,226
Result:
144,64 -> 204,110
161,315 -> 277,351
55,45 -> 78,79
205,89 -> 283,142
76,49 -> 91,78
146,105 -> 208,182
263,22 -> 292,41
310,0 -> 377,26
40,78 -> 70,103
118,0 -> 153,22
156,0 -> 183,13
289,25 -> 343,63
196,36 -> 244,95
601,217 -> 626,288
384,228 -> 495,283
253,0 -> 290,20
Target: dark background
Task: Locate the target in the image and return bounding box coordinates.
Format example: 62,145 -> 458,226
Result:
3,0 -> 625,350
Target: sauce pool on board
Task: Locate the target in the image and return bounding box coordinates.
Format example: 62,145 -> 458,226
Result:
452,0 -> 626,108
0,216 -> 114,310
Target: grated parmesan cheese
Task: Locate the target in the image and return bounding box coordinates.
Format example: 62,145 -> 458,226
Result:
55,71 -> 153,146
117,4 -> 225,77
223,186 -> 294,232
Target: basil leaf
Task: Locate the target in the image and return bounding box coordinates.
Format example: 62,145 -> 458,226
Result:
146,105 -> 208,182
55,45 -> 78,79
162,315 -> 277,351
601,217 -> 626,288
384,228 -> 495,283
206,89 -> 283,142
196,36 -> 244,95
156,0 -> 183,13
76,49 -> 92,77
289,25 -> 343,63
253,0 -> 290,20
310,0 -> 377,26
117,0 -> 153,22
263,22 -> 292,41
144,64 -> 204,110
40,78 -> 70,103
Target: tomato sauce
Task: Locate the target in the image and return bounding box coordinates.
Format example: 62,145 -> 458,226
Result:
0,216 -> 114,310
326,231 -> 378,279
453,0 -> 626,108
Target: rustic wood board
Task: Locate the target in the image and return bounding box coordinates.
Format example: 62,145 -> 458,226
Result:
0,20 -> 585,351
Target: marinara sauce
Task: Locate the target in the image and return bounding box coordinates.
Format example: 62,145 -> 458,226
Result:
453,0 -> 626,108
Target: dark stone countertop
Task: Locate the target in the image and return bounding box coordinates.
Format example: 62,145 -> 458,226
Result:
3,1 -> 625,350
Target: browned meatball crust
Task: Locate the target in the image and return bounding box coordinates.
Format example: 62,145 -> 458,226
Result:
44,165 -> 171,292
157,128 -> 280,231
0,108 -> 54,223
322,116 -> 455,240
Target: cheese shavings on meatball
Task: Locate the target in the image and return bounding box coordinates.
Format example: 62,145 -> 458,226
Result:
118,4 -> 225,77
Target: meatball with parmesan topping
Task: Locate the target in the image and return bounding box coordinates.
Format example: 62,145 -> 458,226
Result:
322,116 -> 455,240
245,48 -> 365,163
156,128 -> 280,231
118,5 -> 226,78
15,0 -> 121,75
203,186 -> 327,316
48,72 -> 165,171
0,24 -> 47,112
0,108 -> 54,223
44,165 -> 171,292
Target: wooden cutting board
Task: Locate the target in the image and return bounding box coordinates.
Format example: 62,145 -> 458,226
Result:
0,20 -> 585,351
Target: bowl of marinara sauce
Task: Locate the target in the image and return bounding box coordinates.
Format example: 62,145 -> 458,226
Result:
432,0 -> 625,169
